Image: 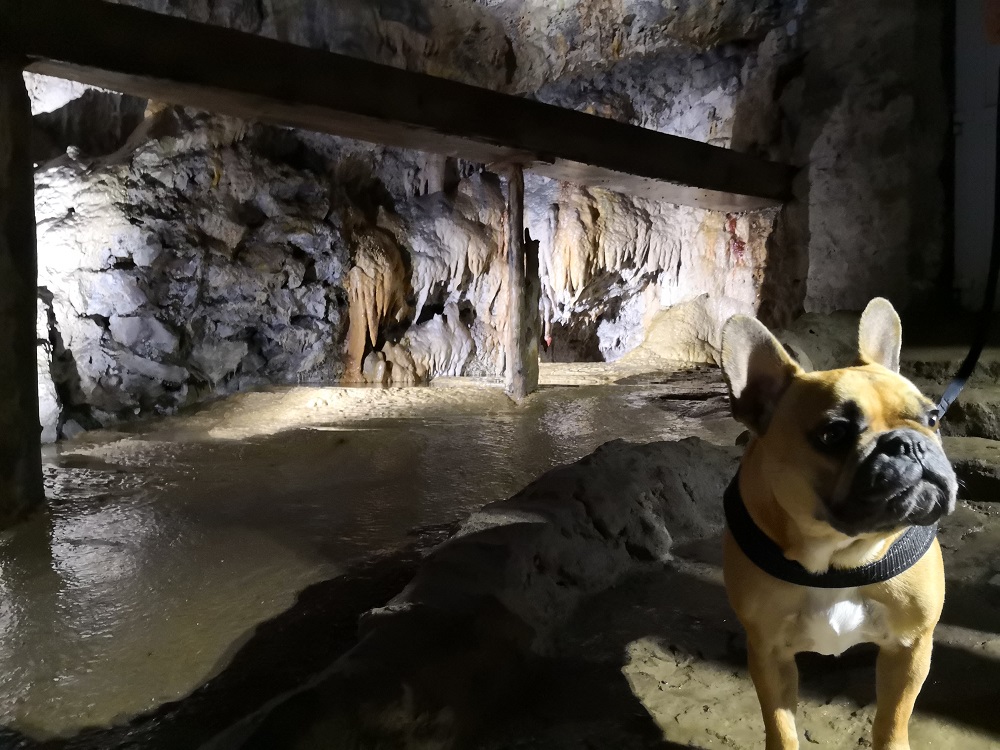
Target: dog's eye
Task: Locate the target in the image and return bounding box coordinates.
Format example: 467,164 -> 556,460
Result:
926,409 -> 941,430
817,420 -> 853,448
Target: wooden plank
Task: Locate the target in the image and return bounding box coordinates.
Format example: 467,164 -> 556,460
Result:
5,0 -> 795,212
0,62 -> 44,527
504,166 -> 529,400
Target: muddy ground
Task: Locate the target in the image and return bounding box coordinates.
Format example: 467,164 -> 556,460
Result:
0,363 -> 737,748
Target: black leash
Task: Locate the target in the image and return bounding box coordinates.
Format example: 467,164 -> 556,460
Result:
724,474 -> 938,588
937,63 -> 1000,417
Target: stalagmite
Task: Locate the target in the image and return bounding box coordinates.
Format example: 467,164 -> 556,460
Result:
0,62 -> 45,525
385,174 -> 509,379
620,293 -> 754,366
382,303 -> 473,384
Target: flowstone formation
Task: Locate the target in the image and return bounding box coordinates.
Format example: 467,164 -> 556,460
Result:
28,0 -> 946,438
342,218 -> 411,383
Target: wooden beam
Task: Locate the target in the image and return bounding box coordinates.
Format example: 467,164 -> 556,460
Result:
504,166 -> 529,400
0,61 -> 44,527
5,0 -> 794,212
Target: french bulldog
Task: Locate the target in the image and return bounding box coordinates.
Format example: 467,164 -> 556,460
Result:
719,298 -> 957,750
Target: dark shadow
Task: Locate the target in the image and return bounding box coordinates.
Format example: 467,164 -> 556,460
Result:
729,4 -> 809,330
492,654 -> 711,750
938,578 -> 1000,634
244,593 -> 539,750
31,90 -> 147,164
495,546 -> 1000,747
543,317 -> 606,363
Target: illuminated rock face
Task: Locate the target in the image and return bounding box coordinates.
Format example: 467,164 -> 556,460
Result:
34,112 -> 353,429
28,0 -> 946,437
529,182 -> 778,363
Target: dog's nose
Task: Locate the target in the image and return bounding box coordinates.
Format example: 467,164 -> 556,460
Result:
862,430 -> 929,494
879,432 -> 925,459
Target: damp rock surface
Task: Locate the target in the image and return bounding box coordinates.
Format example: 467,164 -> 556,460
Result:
945,436 -> 1000,500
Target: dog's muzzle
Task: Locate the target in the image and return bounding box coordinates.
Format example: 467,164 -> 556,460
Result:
825,428 -> 958,536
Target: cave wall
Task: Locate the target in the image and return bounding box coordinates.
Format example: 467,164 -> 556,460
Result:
792,0 -> 948,313
27,0 -> 948,438
36,114 -> 352,428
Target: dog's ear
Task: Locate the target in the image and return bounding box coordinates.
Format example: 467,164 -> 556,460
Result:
721,315 -> 802,433
857,297 -> 902,372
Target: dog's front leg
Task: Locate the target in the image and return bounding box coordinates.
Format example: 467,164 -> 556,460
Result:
747,639 -> 800,750
872,633 -> 933,750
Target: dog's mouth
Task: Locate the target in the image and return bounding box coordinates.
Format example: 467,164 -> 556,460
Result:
884,484 -> 930,520
822,429 -> 958,536
825,476 -> 952,536
884,478 -> 951,525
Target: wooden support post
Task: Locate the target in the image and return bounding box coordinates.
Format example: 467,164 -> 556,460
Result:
0,61 -> 44,527
504,166 -> 529,400
523,228 -> 541,394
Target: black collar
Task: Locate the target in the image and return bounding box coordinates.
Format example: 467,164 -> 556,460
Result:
723,473 -> 938,588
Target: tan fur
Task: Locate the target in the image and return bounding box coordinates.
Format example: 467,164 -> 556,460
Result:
722,302 -> 945,750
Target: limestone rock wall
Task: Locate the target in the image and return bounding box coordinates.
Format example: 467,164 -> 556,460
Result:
28,0 -> 948,438
32,107 -> 517,432
36,112 -> 355,428
791,0 -> 948,313
483,0 -> 787,94
724,0 -> 949,315
111,0 -> 515,90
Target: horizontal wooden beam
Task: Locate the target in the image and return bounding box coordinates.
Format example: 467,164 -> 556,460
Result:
4,0 -> 795,211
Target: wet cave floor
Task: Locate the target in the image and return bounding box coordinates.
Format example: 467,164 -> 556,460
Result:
2,361 -> 1000,749
0,363 -> 736,746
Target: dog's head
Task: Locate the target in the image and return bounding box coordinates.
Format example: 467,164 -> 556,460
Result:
721,298 -> 957,538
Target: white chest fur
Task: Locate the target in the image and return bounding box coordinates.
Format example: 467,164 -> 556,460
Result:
793,588 -> 892,656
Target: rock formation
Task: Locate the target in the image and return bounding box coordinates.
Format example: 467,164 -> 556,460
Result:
26,0 -> 947,438
620,293 -> 756,367
343,217 -> 411,383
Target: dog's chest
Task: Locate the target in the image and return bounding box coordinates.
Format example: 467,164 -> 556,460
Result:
790,588 -> 892,656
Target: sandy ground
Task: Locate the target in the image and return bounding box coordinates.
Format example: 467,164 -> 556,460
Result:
477,501 -> 1000,750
